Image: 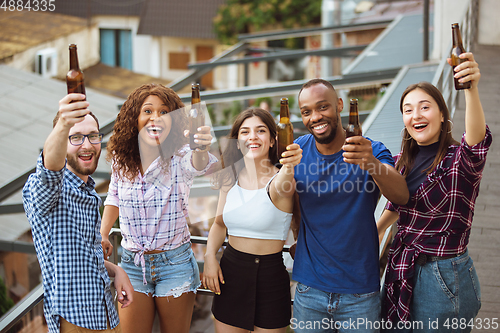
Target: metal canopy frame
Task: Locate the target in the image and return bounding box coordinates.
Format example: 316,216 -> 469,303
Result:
169,41 -> 249,92
237,19 -> 392,42
178,68 -> 400,104
187,45 -> 367,70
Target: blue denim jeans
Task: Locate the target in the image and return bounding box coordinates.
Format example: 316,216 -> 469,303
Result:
382,250 -> 481,333
292,282 -> 381,332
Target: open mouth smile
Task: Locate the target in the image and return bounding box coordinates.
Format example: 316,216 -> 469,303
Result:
146,125 -> 164,139
78,152 -> 94,163
246,143 -> 261,150
412,123 -> 428,132
311,123 -> 328,134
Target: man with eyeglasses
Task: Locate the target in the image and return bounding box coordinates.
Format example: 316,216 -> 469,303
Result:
23,93 -> 134,333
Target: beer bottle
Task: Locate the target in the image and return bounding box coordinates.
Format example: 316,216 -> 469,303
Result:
345,99 -> 362,141
277,97 -> 294,160
66,44 -> 86,97
189,83 -> 206,150
451,23 -> 471,90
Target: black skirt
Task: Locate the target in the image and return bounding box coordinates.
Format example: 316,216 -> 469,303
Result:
211,243 -> 292,330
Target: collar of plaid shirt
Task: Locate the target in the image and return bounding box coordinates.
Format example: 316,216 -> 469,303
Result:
383,127 -> 492,323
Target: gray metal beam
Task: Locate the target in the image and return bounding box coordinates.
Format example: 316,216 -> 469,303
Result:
0,240 -> 36,254
169,41 -> 249,92
238,20 -> 392,42
188,45 -> 367,70
0,284 -> 43,333
179,68 -> 400,104
0,240 -> 35,254
0,167 -> 35,202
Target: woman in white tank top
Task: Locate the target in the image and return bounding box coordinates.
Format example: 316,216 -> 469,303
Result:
203,107 -> 302,332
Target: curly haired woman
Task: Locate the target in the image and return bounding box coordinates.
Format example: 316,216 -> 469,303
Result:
100,83 -> 216,333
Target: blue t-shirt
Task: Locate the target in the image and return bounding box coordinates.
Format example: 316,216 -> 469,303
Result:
293,134 -> 394,294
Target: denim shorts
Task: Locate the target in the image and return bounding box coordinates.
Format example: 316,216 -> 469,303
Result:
120,242 -> 201,298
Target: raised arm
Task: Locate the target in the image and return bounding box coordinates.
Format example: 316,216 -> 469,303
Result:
202,187 -> 229,295
191,125 -> 213,170
343,137 -> 409,205
448,52 -> 486,146
269,143 -> 303,212
369,162 -> 409,205
43,94 -> 89,171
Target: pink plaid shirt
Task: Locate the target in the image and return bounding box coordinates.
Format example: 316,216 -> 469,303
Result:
383,127 -> 492,323
105,145 -> 216,283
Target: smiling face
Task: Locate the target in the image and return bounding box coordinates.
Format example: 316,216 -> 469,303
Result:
299,83 -> 343,145
137,95 -> 172,147
66,114 -> 101,181
237,116 -> 274,161
402,88 -> 444,146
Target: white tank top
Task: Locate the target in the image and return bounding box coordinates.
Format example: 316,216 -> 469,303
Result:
222,175 -> 293,241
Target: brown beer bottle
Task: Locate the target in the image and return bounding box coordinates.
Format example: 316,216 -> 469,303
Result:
345,99 -> 362,141
66,44 -> 86,97
189,83 -> 206,150
451,23 -> 471,90
277,97 -> 294,160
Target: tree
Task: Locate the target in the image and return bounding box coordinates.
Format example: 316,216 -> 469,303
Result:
0,276 -> 14,317
214,0 -> 322,45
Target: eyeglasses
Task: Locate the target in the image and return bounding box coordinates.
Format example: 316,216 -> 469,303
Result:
68,133 -> 104,146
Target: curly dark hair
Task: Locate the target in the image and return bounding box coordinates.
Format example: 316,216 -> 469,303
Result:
213,107 -> 278,189
106,83 -> 188,180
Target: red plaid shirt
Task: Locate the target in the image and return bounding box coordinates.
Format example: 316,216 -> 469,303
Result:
383,126 -> 492,323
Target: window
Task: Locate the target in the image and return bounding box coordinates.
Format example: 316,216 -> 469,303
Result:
100,29 -> 132,70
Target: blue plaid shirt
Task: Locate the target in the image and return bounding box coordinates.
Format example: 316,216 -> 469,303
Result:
23,153 -> 119,332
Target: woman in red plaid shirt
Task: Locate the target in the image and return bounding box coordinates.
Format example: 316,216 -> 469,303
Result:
377,52 -> 491,332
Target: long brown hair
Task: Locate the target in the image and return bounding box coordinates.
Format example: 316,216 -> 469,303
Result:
213,107 -> 278,189
106,83 -> 188,180
396,82 -> 459,177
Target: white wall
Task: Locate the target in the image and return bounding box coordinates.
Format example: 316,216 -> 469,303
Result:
432,0 -> 470,60
478,0 -> 500,45
4,25 -> 99,79
432,0 -> 500,59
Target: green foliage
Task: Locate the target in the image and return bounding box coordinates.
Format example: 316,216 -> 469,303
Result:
220,101 -> 242,126
287,95 -> 296,111
0,276 -> 14,317
207,104 -> 217,125
230,101 -> 243,121
254,97 -> 272,107
214,0 -> 322,45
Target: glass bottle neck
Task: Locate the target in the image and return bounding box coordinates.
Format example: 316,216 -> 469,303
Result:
280,104 -> 290,120
191,86 -> 200,104
452,28 -> 463,47
69,48 -> 80,70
